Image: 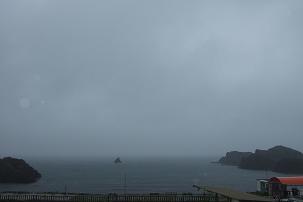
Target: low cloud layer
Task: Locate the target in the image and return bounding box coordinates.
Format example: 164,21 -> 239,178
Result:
1,0 -> 303,157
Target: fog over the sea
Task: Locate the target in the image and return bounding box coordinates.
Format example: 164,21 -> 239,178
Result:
1,1 -> 303,158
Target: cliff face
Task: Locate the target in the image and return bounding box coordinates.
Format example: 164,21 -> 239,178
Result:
0,157 -> 41,183
273,158 -> 303,174
256,146 -> 303,161
218,151 -> 252,166
219,146 -> 303,174
239,153 -> 275,170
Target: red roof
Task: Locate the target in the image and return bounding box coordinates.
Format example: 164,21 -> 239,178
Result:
270,177 -> 303,185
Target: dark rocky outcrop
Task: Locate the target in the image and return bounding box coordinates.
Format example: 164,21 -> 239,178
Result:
0,157 -> 41,183
114,157 -> 122,164
239,153 -> 275,170
219,145 -> 303,174
273,158 -> 303,174
255,145 -> 303,162
218,151 -> 252,166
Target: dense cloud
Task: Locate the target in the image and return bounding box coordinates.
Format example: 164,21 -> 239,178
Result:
1,0 -> 303,157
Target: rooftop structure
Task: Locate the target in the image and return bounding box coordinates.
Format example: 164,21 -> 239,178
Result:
270,177 -> 303,186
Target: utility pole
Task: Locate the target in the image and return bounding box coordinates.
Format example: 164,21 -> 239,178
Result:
124,173 -> 127,194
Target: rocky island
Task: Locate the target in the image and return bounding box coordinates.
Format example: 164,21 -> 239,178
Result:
0,157 -> 41,183
219,145 -> 303,174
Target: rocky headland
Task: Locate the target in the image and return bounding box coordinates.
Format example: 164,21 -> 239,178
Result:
218,151 -> 252,166
219,145 -> 303,174
0,157 -> 41,183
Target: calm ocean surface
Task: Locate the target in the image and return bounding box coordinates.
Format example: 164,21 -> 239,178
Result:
0,157 -> 290,193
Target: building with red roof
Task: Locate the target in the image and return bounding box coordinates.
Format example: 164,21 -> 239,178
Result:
268,177 -> 303,198
270,177 -> 303,186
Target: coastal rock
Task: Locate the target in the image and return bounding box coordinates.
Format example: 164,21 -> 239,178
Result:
256,145 -> 303,161
239,153 -> 275,170
273,158 -> 303,174
219,145 -> 303,174
218,151 -> 252,166
114,157 -> 122,164
0,157 -> 41,183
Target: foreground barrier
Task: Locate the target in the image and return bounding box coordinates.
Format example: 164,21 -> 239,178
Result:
0,193 -> 217,202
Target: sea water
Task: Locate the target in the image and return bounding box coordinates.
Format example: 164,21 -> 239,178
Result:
0,157 -> 291,193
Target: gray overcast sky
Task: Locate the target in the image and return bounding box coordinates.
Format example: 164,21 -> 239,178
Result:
1,0 -> 303,158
